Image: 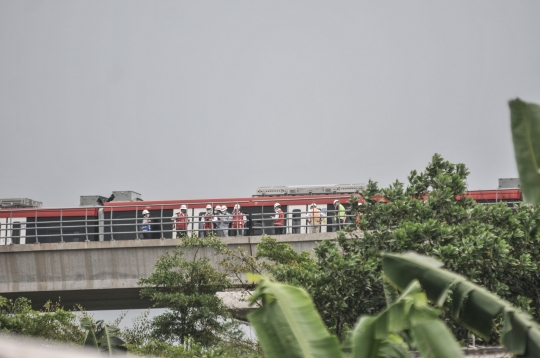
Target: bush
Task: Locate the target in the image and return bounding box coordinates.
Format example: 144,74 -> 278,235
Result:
257,154 -> 540,342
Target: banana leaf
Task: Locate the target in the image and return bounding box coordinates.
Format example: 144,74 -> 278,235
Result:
80,316 -> 99,350
248,278 -> 342,358
382,252 -> 540,357
100,324 -> 127,356
509,98 -> 540,204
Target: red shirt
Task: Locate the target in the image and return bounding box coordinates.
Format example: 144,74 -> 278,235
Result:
174,212 -> 188,230
232,211 -> 245,228
203,213 -> 213,229
273,208 -> 285,227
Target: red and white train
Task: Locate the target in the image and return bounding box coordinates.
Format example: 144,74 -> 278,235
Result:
0,184 -> 523,245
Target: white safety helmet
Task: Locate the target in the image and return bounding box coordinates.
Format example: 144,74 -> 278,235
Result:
221,205 -> 228,212
310,203 -> 317,208
215,205 -> 222,211
180,204 -> 187,210
274,203 -> 281,208
234,204 -> 240,210
206,204 -> 212,209
333,200 -> 339,205
142,209 -> 150,215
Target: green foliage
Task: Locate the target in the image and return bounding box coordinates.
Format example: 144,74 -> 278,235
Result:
138,235 -> 231,346
382,252 -> 540,357
125,234 -> 261,357
509,98 -> 540,204
80,316 -> 127,355
248,276 -> 463,358
0,295 -> 85,344
257,154 -> 540,342
256,236 -> 315,268
127,337 -> 261,358
248,276 -> 343,358
350,280 -> 463,358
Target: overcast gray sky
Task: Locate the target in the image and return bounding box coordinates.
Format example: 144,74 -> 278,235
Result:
2,1 -> 540,207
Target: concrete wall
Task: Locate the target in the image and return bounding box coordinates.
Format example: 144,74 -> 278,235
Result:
0,233 -> 337,310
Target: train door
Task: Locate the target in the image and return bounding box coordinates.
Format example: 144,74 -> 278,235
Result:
192,207 -> 207,237
0,217 -> 26,245
321,207 -> 329,233
12,219 -> 26,244
300,204 -> 328,234
0,218 -> 6,245
171,207 -> 202,238
287,205 -> 307,234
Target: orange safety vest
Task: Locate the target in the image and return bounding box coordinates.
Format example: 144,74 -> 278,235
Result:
232,211 -> 245,228
203,213 -> 213,229
174,212 -> 188,230
274,208 -> 285,227
310,208 -> 321,223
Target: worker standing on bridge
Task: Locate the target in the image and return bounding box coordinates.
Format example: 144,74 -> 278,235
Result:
231,204 -> 247,236
306,203 -> 322,233
200,204 -> 214,237
141,209 -> 152,239
333,199 -> 347,231
213,205 -> 231,237
272,203 -> 285,235
172,205 -> 190,238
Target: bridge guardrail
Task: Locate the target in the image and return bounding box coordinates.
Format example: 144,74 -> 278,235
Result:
0,208 -> 358,245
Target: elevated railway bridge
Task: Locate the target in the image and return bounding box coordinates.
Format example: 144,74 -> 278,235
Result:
0,184 -> 522,312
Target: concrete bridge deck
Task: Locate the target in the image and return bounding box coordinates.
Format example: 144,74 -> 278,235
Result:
0,233 -> 338,310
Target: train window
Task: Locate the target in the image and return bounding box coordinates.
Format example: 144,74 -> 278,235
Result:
71,231 -> 81,242
12,222 -> 20,245
292,209 -> 301,234
114,214 -> 137,240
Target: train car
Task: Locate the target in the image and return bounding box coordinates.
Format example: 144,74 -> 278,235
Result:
0,206 -> 100,245
0,185 -> 524,245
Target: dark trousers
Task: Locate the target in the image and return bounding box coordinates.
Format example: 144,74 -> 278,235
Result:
230,229 -> 244,236
176,230 -> 187,238
335,220 -> 346,232
274,226 -> 285,235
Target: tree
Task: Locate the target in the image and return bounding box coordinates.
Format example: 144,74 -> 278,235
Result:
248,272 -> 464,358
138,235 -> 231,346
0,295 -> 85,344
256,154 -> 540,342
248,252 -> 540,358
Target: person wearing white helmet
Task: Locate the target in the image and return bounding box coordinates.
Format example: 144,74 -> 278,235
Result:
171,204 -> 190,238
199,204 -> 214,238
306,203 -> 322,234
333,199 -> 347,232
140,209 -> 152,239
213,205 -> 231,237
212,206 -> 222,236
231,204 -> 248,236
272,203 -> 285,235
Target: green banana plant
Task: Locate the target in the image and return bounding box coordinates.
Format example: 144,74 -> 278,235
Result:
80,316 -> 127,356
509,98 -> 540,204
247,274 -> 463,358
382,252 -> 540,357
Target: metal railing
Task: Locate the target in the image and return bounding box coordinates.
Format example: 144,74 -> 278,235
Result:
0,207 -> 357,245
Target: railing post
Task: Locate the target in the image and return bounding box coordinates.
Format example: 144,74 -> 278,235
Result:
8,210 -> 12,245
261,205 -> 265,235
135,207 -> 139,240
110,207 -> 114,241
85,208 -> 89,242
60,209 -> 64,243
35,210 -> 39,244
98,208 -> 104,241
160,205 -> 164,239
